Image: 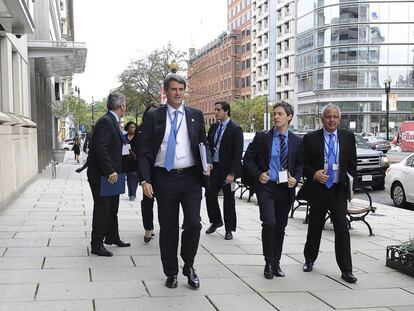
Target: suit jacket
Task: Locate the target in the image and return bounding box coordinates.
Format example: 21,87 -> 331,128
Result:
122,132 -> 139,172
138,104 -> 211,184
243,128 -> 304,204
207,119 -> 243,178
300,128 -> 357,200
87,112 -> 123,185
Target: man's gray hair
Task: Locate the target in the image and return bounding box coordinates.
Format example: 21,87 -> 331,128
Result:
107,92 -> 125,110
163,74 -> 187,90
321,103 -> 341,118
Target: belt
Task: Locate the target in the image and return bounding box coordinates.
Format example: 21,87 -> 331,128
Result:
156,166 -> 196,174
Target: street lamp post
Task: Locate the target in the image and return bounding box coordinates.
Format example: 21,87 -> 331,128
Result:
91,96 -> 95,127
74,86 -> 81,132
384,77 -> 392,141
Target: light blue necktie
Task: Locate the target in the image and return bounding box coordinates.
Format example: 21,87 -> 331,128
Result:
165,111 -> 178,171
269,133 -> 280,181
325,133 -> 335,189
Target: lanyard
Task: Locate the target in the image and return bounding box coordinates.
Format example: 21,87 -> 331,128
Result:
168,111 -> 183,139
324,135 -> 339,164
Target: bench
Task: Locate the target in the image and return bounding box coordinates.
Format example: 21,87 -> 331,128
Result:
290,190 -> 376,236
235,179 -> 255,202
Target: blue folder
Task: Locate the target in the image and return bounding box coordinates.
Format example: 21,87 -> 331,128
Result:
100,173 -> 126,197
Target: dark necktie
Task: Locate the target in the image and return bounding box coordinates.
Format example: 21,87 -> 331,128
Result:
214,123 -> 223,150
279,134 -> 287,170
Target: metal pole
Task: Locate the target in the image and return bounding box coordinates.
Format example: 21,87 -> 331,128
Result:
385,80 -> 390,141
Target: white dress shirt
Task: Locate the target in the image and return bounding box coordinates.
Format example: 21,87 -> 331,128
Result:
155,103 -> 196,169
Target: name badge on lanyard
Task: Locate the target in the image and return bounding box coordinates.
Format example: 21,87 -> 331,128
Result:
278,170 -> 288,183
122,144 -> 131,155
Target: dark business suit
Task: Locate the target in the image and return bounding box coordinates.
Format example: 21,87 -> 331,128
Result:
87,112 -> 123,248
243,128 -> 303,264
139,104 -> 211,277
205,120 -> 243,232
302,128 -> 357,273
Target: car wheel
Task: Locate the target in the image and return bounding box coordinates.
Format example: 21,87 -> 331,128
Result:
382,150 -> 388,154
391,182 -> 406,208
372,183 -> 385,191
63,148 -> 69,151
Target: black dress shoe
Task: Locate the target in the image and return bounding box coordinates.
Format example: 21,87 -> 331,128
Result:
341,272 -> 357,283
104,239 -> 131,247
183,266 -> 200,289
205,223 -> 223,234
224,231 -> 233,240
91,245 -> 113,257
303,262 -> 314,272
273,264 -> 285,277
165,275 -> 178,288
264,263 -> 274,279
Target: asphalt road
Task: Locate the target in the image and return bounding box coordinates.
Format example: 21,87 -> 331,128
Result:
354,187 -> 414,211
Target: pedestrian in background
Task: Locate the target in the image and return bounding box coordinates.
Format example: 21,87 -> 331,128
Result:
137,104 -> 158,243
73,137 -> 81,163
243,101 -> 303,279
205,101 -> 243,240
123,121 -> 139,201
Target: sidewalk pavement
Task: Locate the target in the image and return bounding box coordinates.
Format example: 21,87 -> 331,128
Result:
1,157 -> 414,310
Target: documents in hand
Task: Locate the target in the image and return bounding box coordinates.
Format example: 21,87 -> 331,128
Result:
100,173 -> 126,197
199,143 -> 208,173
347,172 -> 354,201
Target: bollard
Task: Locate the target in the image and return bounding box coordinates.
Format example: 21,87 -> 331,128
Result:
51,160 -> 57,179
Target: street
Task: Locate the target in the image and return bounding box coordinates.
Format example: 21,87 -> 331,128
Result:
354,187 -> 414,211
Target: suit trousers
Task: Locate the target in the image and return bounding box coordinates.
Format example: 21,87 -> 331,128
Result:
153,167 -> 202,277
303,184 -> 352,273
126,171 -> 138,197
89,182 -> 120,248
205,162 -> 237,232
256,183 -> 291,263
141,195 -> 154,231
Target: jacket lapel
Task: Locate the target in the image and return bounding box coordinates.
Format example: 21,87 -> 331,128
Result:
266,128 -> 274,166
184,106 -> 196,146
317,129 -> 325,167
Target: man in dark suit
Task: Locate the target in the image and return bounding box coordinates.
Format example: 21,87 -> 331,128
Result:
87,92 -> 131,257
301,103 -> 357,283
243,101 -> 303,279
139,74 -> 211,289
205,101 -> 243,240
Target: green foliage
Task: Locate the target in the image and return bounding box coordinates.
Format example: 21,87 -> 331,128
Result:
400,236 -> 414,254
117,44 -> 187,123
230,96 -> 268,132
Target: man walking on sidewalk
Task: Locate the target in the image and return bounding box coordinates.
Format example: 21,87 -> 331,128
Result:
87,92 -> 131,257
205,101 -> 243,240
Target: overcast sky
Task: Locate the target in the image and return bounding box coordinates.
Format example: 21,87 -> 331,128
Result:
72,0 -> 227,103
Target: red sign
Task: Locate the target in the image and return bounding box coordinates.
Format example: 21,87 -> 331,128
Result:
400,121 -> 414,152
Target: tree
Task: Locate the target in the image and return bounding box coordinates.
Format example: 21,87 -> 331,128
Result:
117,44 -> 187,122
231,96 -> 267,132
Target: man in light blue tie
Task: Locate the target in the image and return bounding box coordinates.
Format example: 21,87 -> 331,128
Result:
302,103 -> 358,284
139,74 -> 212,289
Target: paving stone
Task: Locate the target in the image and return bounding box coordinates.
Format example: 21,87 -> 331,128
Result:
0,300 -> 93,311
337,272 -> 414,289
4,247 -> 87,257
0,257 -> 43,269
14,231 -> 86,239
312,288 -> 414,309
208,293 -> 276,311
214,254 -> 263,265
95,296 -> 215,311
242,273 -> 348,292
0,284 -> 36,302
44,256 -> 134,269
262,292 -> 334,310
145,277 -> 253,297
0,238 -> 48,248
48,238 -> 90,246
0,269 -> 89,284
36,281 -> 148,301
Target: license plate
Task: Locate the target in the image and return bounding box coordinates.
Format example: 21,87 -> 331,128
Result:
362,175 -> 373,182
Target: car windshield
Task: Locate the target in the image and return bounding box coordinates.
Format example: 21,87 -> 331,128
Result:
355,134 -> 371,149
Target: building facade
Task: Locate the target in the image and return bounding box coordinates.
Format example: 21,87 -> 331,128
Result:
187,32 -> 242,125
228,0 -> 252,99
295,0 -> 414,133
251,0 -> 296,105
0,0 -> 86,210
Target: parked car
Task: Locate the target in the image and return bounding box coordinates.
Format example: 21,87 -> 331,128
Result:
363,136 -> 391,153
60,139 -> 74,151
385,153 -> 414,207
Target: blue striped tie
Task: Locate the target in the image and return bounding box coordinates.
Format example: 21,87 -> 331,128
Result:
325,133 -> 335,189
279,134 -> 287,170
165,111 -> 178,171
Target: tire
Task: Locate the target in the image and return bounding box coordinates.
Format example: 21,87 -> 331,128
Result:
63,148 -> 69,151
391,182 -> 406,208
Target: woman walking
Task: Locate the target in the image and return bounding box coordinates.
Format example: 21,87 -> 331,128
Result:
123,122 -> 139,201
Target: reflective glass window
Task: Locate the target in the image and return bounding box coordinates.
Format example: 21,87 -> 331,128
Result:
297,0 -> 315,18
297,14 -> 314,34
389,3 -> 409,22
339,5 -> 358,23
388,45 -> 408,65
389,66 -> 409,88
388,24 -> 409,44
370,25 -> 387,44
358,47 -> 369,65
368,3 -> 387,23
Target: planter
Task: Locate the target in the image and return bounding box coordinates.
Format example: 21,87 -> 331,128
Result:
53,150 -> 66,163
386,245 -> 414,277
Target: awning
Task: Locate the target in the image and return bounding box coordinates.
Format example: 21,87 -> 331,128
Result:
0,0 -> 34,35
28,40 -> 87,77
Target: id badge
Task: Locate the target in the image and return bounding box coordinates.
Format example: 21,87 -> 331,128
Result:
122,144 -> 131,155
333,164 -> 339,171
230,182 -> 236,192
278,170 -> 288,183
